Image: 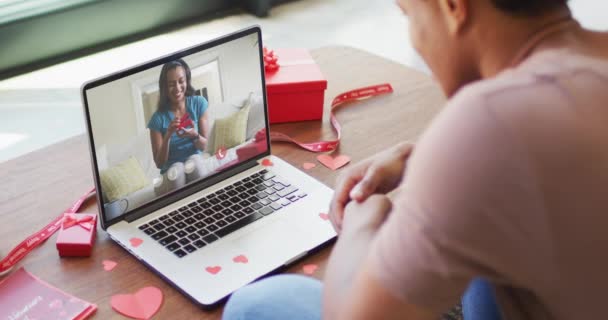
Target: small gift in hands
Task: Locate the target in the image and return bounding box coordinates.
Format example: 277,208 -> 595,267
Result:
56,213 -> 97,257
177,113 -> 194,135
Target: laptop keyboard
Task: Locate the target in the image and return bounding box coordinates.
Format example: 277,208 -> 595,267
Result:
137,169 -> 307,258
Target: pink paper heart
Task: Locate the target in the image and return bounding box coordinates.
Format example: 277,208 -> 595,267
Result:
129,238 -> 143,248
302,264 -> 318,275
111,286 -> 163,320
206,266 -> 222,275
103,260 -> 118,271
261,159 -> 274,167
233,255 -> 249,264
302,162 -> 316,170
319,213 -> 330,221
316,154 -> 351,171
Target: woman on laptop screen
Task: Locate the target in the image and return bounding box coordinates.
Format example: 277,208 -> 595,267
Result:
148,59 -> 210,189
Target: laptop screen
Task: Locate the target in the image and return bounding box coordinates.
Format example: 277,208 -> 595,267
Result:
83,30 -> 268,223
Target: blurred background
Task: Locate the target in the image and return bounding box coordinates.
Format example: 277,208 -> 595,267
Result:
0,0 -> 606,163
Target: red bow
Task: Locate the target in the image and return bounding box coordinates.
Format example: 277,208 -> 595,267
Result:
263,47 -> 280,73
62,214 -> 94,231
178,113 -> 193,129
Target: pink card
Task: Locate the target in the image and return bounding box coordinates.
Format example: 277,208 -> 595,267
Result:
0,268 -> 96,320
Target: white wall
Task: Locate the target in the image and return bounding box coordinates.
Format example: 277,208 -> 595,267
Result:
86,33 -> 262,150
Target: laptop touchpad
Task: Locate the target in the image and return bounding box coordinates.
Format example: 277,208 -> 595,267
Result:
229,218 -> 309,267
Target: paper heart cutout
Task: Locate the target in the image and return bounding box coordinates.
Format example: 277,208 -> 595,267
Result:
302,264 -> 318,275
319,213 -> 330,221
233,255 -> 249,264
129,238 -> 143,248
103,260 -> 118,271
302,162 -> 316,170
317,154 -> 351,171
111,286 -> 163,320
261,159 -> 273,167
206,266 -> 222,275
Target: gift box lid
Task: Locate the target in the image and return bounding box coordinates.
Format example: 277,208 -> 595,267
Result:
265,48 -> 327,93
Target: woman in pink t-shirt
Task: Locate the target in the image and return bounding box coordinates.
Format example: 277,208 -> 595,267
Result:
224,0 -> 608,319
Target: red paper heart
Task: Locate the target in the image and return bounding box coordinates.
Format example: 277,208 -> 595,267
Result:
233,255 -> 249,264
103,260 -> 118,271
129,238 -> 143,248
302,264 -> 318,275
302,162 -> 316,170
206,266 -> 222,275
261,158 -> 273,166
317,154 -> 351,171
111,286 -> 163,320
319,213 -> 330,221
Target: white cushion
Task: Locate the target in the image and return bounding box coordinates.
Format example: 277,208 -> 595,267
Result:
205,91 -> 265,153
105,129 -> 159,181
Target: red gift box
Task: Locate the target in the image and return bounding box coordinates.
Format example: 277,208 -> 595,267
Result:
265,48 -> 327,124
56,213 -> 97,257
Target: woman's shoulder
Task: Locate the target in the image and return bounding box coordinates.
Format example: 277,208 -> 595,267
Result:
187,95 -> 208,111
150,109 -> 167,121
187,95 -> 208,104
148,109 -> 168,129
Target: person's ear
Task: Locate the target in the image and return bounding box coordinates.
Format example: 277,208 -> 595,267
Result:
438,0 -> 468,35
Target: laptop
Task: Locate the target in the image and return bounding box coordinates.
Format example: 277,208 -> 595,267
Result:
81,26 -> 336,308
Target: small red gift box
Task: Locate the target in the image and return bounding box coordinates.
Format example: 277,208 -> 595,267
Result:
56,213 -> 97,257
265,48 -> 327,124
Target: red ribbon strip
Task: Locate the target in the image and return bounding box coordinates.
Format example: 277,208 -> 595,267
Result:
269,83 -> 394,152
0,188 -> 95,276
62,213 -> 95,231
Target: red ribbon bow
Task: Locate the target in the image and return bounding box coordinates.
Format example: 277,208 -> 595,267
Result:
263,47 -> 280,73
178,113 -> 193,129
62,214 -> 94,231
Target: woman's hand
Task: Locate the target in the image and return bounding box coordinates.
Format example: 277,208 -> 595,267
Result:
176,127 -> 198,139
329,141 -> 413,233
167,118 -> 181,137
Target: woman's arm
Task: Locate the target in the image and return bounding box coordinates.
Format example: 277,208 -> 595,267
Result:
150,118 -> 180,169
192,110 -> 209,151
150,130 -> 170,169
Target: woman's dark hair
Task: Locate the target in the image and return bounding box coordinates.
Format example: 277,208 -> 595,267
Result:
157,59 -> 196,110
491,0 -> 569,15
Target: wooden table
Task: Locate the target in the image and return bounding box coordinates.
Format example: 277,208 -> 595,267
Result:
0,46 -> 445,319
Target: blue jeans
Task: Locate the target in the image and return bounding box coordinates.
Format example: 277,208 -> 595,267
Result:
223,275 -> 502,320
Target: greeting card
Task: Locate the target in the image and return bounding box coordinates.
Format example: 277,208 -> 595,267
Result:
0,268 -> 96,320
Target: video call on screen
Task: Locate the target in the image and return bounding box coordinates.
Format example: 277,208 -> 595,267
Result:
85,33 -> 268,221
